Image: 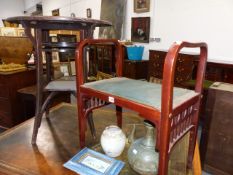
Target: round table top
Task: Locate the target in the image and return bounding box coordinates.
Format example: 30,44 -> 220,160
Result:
6,16 -> 112,30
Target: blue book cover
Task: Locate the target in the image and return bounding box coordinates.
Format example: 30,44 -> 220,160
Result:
63,147 -> 125,175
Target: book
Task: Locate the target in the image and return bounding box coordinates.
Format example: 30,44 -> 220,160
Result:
63,147 -> 125,175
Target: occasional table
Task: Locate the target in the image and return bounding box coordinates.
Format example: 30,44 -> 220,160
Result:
6,16 -> 112,144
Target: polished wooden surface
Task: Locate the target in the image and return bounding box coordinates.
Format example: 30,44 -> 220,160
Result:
0,103 -> 199,175
0,103 -> 144,175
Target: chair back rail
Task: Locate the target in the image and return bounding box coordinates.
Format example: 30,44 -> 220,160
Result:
75,39 -> 123,89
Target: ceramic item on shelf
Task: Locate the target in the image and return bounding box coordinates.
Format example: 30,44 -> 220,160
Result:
128,120 -> 159,175
100,125 -> 126,157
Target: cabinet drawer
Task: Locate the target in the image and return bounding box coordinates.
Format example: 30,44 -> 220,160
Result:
0,98 -> 11,112
0,84 -> 9,98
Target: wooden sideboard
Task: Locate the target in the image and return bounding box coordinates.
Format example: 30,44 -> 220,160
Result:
0,69 -> 36,128
198,61 -> 233,84
200,83 -> 233,175
149,50 -> 233,84
148,50 -> 197,86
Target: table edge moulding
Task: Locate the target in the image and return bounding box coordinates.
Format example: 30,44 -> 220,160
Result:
6,16 -> 112,144
75,39 -> 207,175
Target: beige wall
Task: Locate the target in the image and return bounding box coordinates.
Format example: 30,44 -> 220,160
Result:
20,0 -> 233,63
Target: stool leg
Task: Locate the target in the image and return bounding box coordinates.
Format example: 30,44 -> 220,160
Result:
45,105 -> 50,118
116,105 -> 122,128
85,99 -> 96,139
188,127 -> 198,168
192,140 -> 202,175
31,92 -> 58,144
78,95 -> 86,148
31,112 -> 43,144
87,111 -> 96,139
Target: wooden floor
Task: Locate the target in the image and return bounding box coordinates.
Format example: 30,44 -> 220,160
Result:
0,103 -> 195,175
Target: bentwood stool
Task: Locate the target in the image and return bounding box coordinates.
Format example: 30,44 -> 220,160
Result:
76,39 -> 207,175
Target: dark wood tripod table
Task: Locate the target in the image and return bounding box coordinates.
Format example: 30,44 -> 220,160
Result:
6,16 -> 111,144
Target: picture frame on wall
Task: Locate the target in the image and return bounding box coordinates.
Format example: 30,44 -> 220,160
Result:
42,51 -> 59,64
52,9 -> 60,16
86,8 -> 92,18
17,28 -> 26,37
131,17 -> 150,43
134,0 -> 150,13
52,52 -> 60,63
60,62 -> 71,76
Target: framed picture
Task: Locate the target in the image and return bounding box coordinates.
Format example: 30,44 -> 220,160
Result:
52,9 -> 59,16
131,17 -> 150,43
52,52 -> 59,63
60,62 -> 71,76
86,8 -> 92,18
70,61 -> 76,75
63,147 -> 124,175
50,35 -> 58,42
17,28 -> 26,37
134,0 -> 150,13
42,52 -> 59,64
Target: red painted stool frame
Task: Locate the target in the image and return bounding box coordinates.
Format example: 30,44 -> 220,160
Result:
75,39 -> 207,175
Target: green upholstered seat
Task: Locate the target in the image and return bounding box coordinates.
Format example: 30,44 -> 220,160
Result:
82,77 -> 198,111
